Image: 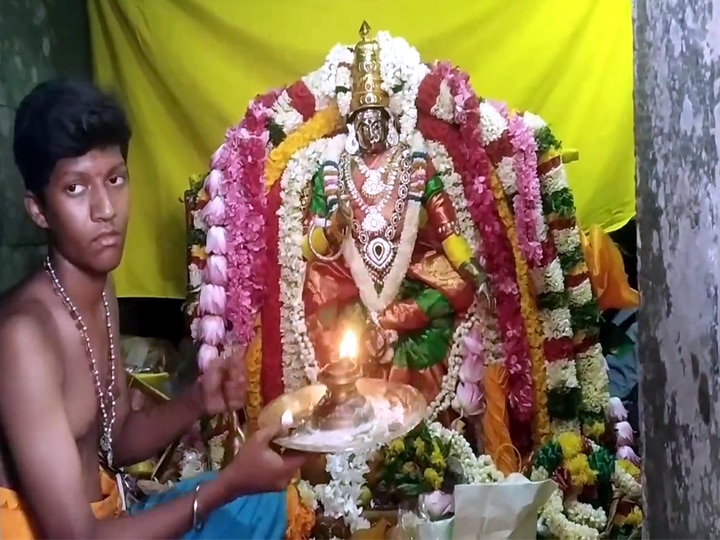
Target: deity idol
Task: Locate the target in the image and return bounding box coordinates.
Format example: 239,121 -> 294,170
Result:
185,22 -> 644,538
187,22 -> 620,472
301,23 -> 490,406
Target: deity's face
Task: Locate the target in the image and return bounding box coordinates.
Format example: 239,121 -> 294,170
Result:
353,108 -> 390,155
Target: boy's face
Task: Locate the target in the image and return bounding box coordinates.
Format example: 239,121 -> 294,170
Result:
25,146 -> 130,274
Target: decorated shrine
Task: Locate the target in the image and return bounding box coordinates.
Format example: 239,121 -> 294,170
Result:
183,22 -> 642,539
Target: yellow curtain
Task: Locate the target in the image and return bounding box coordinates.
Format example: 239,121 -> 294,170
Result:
89,0 -> 634,299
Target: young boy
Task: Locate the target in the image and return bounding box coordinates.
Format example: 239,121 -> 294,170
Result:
0,79 -> 305,539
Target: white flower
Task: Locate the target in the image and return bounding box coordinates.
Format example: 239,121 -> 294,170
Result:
188,263 -> 203,290
479,101 -> 508,144
522,111 -> 547,133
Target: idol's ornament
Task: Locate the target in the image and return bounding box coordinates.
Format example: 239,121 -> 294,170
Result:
185,22 -> 642,539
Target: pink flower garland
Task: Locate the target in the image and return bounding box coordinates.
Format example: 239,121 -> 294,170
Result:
430,63 -> 534,420
494,103 -> 544,267
199,92 -> 277,363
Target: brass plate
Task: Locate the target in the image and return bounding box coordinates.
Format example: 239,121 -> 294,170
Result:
258,378 -> 427,453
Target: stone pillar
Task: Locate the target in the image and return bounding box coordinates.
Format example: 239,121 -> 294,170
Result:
634,1 -> 720,537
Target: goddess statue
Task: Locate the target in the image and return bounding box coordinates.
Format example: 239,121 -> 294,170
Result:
186,21 -> 621,480
300,23 -> 490,407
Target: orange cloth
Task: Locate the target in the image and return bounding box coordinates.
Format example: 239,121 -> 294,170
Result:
0,472 -> 122,539
285,483 -> 315,540
482,363 -> 517,476
580,225 -> 639,311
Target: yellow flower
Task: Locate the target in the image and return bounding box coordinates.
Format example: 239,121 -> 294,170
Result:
623,506 -> 643,527
190,245 -> 208,261
423,468 -> 443,490
402,462 -> 419,478
430,448 -> 446,471
386,438 -> 405,458
414,438 -> 426,457
565,454 -> 597,487
582,421 -> 606,441
556,432 -> 583,460
265,105 -> 341,188
617,459 -> 640,479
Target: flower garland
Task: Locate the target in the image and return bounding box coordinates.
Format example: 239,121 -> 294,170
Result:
278,137 -> 329,389
475,102 -> 582,435
530,432 -> 641,539
522,112 -> 609,436
307,422 -> 504,532
416,65 -> 534,424
487,169 -> 551,446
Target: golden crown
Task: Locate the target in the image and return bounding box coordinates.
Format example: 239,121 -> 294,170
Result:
349,21 -> 390,117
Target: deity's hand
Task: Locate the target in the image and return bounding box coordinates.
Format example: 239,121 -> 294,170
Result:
197,351 -> 247,416
461,260 -> 496,310
326,199 -> 352,247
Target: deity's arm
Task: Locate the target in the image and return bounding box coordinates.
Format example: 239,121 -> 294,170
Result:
301,168 -> 332,261
422,167 -> 487,288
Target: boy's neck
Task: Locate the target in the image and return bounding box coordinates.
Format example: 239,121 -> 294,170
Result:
47,250 -> 108,314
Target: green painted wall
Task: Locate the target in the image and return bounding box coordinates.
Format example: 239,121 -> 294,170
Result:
0,0 -> 91,293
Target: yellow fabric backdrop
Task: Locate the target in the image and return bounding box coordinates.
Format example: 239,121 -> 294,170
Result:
88,0 -> 634,299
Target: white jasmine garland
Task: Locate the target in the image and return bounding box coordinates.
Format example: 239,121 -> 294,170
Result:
552,225 -> 582,257
542,307 -> 574,340
278,138 -> 330,390
540,164 -> 570,197
495,157 -> 518,196
314,447 -> 378,532
568,280 -> 594,306
565,501 -> 607,531
431,80 -> 455,123
479,101 -> 508,145
272,90 -> 305,134
428,422 -> 504,483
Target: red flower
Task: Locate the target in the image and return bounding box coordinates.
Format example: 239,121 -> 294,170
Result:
552,467 -> 572,493
287,80 -> 316,121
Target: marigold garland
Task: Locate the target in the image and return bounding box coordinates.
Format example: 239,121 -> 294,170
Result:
265,104 -> 342,188
244,321 -> 263,432
488,171 -> 551,447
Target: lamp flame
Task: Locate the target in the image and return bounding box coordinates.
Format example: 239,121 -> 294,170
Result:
339,330 -> 358,361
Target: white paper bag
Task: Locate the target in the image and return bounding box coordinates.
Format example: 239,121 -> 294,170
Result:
452,473 -> 557,539
416,517 -> 454,540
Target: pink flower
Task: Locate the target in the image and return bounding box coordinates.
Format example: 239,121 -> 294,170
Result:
452,382 -> 484,417
197,344 -> 218,372
200,196 -> 226,226
459,351 -> 484,384
206,226 -> 227,254
607,397 -> 628,422
616,445 -> 641,465
200,315 -> 226,346
190,317 -> 200,340
204,169 -> 223,198
206,254 -> 228,285
199,284 -> 226,316
614,421 -> 634,447
421,490 -> 454,520
211,143 -> 230,170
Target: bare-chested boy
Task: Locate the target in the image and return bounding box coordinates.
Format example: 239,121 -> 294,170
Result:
0,79 -> 305,539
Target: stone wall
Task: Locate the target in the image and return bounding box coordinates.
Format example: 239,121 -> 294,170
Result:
0,0 -> 91,293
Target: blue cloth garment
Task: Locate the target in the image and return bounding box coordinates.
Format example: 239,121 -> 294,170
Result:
132,472 -> 287,539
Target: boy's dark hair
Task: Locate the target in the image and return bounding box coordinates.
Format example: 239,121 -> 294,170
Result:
13,78 -> 131,197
